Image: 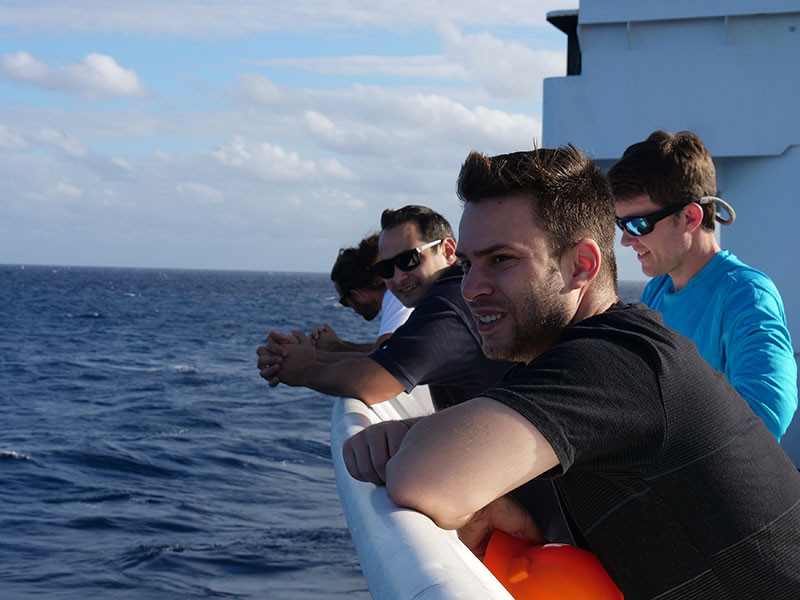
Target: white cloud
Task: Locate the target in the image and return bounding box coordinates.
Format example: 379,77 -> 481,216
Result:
0,123 -> 27,150
33,128 -> 90,157
112,157 -> 133,171
55,181 -> 83,197
304,110 -> 347,146
251,55 -> 469,80
176,182 -> 224,203
234,73 -> 287,106
0,1 -> 576,36
437,23 -> 564,100
0,50 -> 148,99
211,137 -> 358,182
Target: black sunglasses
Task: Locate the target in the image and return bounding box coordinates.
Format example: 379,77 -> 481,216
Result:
338,289 -> 353,306
373,240 -> 442,279
615,202 -> 690,237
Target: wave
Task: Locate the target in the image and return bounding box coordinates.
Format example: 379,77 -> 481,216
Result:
0,450 -> 34,461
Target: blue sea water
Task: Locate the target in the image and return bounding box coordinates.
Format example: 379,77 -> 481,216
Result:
0,264 -> 646,599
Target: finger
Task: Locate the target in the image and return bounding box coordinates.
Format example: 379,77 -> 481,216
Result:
349,431 -> 384,485
263,340 -> 289,357
257,354 -> 282,370
366,426 -> 392,483
259,364 -> 281,380
343,437 -> 360,480
385,422 -> 409,456
291,329 -> 310,345
267,331 -> 297,345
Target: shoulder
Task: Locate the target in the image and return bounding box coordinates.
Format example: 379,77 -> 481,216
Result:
413,265 -> 468,314
641,275 -> 671,304
714,253 -> 785,313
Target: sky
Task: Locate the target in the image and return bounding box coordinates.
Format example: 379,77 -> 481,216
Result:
0,1 -> 652,279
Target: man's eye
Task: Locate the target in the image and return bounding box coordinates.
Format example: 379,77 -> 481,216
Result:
461,260 -> 471,272
493,255 -> 511,264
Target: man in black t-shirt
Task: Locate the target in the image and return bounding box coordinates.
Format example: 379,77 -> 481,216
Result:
257,205 -> 512,410
343,148 -> 800,599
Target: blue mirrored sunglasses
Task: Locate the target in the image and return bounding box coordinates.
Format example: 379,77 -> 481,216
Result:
615,202 -> 690,236
373,239 -> 442,279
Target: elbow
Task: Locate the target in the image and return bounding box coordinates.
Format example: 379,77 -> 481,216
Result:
385,458 -> 465,529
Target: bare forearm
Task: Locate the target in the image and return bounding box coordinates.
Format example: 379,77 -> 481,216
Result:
316,348 -> 371,363
300,357 -> 403,405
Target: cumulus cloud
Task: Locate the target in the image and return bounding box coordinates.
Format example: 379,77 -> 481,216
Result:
0,51 -> 148,99
176,182 -> 224,203
211,137 -> 358,182
437,23 -> 564,100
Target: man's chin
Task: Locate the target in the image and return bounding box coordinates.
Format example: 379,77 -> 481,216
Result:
480,340 -> 512,361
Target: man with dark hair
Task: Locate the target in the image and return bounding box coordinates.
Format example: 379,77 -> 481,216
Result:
609,130 -> 796,440
257,204 -> 513,410
311,233 -> 412,354
344,147 -> 800,599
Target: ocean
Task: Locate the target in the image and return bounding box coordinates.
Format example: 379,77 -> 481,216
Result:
0,264 -> 646,599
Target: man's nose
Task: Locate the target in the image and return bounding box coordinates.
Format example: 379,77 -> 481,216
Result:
461,266 -> 489,302
389,265 -> 408,284
619,230 -> 634,247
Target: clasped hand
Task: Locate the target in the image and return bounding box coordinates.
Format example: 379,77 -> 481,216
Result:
256,329 -> 315,387
342,420 -> 410,485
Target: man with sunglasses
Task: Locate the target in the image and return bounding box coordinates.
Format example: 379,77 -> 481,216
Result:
343,146 -> 800,599
259,205 -> 569,542
609,130 -> 796,441
258,205 -> 515,411
309,233 -> 412,357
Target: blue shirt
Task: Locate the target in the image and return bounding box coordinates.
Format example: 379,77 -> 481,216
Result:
641,250 -> 797,440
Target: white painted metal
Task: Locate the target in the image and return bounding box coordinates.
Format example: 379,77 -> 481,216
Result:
330,390 -> 515,600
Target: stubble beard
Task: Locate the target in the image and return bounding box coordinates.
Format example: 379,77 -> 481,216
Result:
482,272 -> 570,364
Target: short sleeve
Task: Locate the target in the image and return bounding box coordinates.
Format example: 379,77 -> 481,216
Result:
483,336 -> 666,476
369,296 -> 482,392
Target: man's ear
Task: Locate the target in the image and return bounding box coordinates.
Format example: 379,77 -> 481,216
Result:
684,202 -> 704,233
442,237 -> 458,265
564,238 -> 601,291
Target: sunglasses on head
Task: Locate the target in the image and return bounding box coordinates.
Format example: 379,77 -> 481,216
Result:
373,239 -> 442,279
615,202 -> 690,237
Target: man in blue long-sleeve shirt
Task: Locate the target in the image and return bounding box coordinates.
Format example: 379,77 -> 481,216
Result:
609,130 -> 797,440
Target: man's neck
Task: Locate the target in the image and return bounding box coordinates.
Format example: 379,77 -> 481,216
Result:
669,232 -> 721,291
570,283 -> 617,325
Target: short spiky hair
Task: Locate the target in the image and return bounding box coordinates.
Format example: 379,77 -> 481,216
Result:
607,130 -> 718,231
330,234 -> 385,292
380,205 -> 454,243
456,146 -> 617,293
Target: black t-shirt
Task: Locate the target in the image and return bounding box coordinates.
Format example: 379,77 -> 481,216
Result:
369,264 -> 514,410
484,302 -> 800,600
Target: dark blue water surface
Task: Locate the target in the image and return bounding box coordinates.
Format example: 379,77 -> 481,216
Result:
0,264 -> 647,599
0,265 -> 377,599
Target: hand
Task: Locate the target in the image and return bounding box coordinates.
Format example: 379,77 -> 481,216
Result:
310,322 -> 342,352
256,330 -> 305,387
457,495 -> 545,560
343,420 -> 411,485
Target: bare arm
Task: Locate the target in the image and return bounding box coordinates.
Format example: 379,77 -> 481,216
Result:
384,397 -> 560,530
257,329 -> 405,405
315,348 -> 374,363
311,323 -> 378,354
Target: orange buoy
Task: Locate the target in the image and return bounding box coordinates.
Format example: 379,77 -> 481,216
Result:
483,530 -> 623,599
